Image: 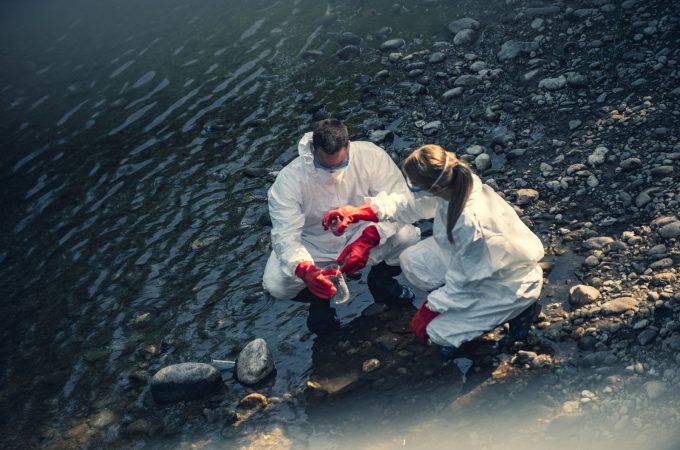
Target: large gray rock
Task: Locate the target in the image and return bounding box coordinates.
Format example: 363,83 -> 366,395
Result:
583,236 -> 614,249
235,338 -> 275,385
569,285 -> 601,307
150,363 -> 222,403
497,40 -> 539,60
447,18 -> 480,35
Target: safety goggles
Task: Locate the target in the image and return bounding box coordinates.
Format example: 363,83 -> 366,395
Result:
404,153 -> 450,194
311,141 -> 350,172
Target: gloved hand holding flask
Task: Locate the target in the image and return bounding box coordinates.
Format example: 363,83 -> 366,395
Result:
294,261 -> 337,299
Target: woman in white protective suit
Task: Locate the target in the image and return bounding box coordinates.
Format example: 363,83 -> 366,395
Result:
323,144 -> 545,350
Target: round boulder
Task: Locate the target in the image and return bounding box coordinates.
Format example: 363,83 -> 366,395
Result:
235,338 -> 275,385
150,362 -> 222,403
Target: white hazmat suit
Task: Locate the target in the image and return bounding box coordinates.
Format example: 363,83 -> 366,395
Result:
368,174 -> 544,347
263,132 -> 420,300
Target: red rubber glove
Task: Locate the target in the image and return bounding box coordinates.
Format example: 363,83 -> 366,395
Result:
337,226 -> 381,274
322,204 -> 379,235
295,261 -> 338,299
410,300 -> 440,343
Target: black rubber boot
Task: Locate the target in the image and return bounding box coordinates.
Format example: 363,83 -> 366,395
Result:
293,288 -> 339,335
501,302 -> 542,346
367,262 -> 415,306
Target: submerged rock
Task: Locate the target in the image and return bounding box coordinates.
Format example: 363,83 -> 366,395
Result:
380,38 -> 405,51
150,362 -> 222,403
497,40 -> 538,60
235,338 -> 275,385
447,18 -> 480,35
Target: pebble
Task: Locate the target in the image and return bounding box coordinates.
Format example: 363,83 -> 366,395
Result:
569,285 -> 601,307
637,328 -> 658,346
497,40 -> 539,60
539,75 -> 567,90
150,363 -> 223,403
515,188 -> 539,206
658,221 -> 680,239
454,29 -> 476,46
587,146 -> 609,166
362,358 -> 381,373
441,87 -> 464,102
429,52 -> 446,63
447,18 -> 480,35
453,74 -> 482,87
583,236 -> 614,249
422,121 -> 441,136
465,144 -> 485,156
235,338 -> 276,385
474,153 -> 491,171
380,39 -> 405,51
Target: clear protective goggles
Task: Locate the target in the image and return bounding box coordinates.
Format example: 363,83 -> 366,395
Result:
403,153 -> 450,194
311,141 -> 350,172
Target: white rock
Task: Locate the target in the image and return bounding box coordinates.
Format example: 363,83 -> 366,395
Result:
539,75 -> 567,90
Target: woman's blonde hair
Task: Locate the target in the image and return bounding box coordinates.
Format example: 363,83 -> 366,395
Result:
402,144 -> 473,242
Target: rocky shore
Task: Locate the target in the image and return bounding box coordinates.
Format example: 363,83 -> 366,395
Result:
32,0 -> 679,448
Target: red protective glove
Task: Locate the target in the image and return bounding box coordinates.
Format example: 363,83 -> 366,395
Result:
337,226 -> 381,274
410,300 -> 440,343
295,261 -> 338,299
322,204 -> 379,235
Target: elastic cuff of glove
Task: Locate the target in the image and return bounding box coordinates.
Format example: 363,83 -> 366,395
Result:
295,261 -> 314,278
362,225 -> 381,247
358,204 -> 379,222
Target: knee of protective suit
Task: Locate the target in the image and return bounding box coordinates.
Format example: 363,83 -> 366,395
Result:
375,223 -> 420,267
262,254 -> 303,300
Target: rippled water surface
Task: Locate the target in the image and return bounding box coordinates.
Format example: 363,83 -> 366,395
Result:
0,0 -> 481,446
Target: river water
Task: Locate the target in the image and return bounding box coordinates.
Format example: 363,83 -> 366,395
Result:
0,0 -> 482,447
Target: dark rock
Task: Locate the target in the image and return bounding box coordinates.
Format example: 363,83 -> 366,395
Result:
150,363 -> 223,403
336,45 -> 361,61
497,40 -> 539,60
235,338 -> 275,385
338,32 -> 362,46
447,18 -> 480,35
637,328 -> 658,346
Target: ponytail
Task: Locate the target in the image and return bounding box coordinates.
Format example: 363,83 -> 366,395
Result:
445,162 -> 473,243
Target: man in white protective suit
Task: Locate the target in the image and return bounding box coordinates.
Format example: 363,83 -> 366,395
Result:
262,119 -> 420,335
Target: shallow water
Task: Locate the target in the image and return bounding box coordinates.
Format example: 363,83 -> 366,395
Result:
0,0 -> 483,446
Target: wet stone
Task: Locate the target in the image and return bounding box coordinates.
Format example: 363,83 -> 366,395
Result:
454,29 -> 476,46
453,75 -> 482,87
577,351 -> 617,367
441,87 -> 464,102
658,221 -> 680,239
235,338 -> 275,385
338,32 -> 361,46
150,363 -> 222,403
637,328 -> 658,346
367,129 -> 394,144
336,45 -> 360,61
583,236 -> 614,250
429,52 -> 446,63
447,18 -> 480,35
474,154 -> 491,171
497,40 -> 539,60
380,38 -> 405,51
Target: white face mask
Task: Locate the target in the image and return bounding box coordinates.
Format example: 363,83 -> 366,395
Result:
316,168 -> 346,186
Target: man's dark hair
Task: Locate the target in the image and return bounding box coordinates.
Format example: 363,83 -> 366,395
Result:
312,119 -> 349,154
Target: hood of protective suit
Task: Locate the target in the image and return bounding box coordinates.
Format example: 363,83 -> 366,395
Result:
298,131 -> 349,186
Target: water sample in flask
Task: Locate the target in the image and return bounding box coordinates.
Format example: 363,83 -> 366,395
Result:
327,264 -> 350,305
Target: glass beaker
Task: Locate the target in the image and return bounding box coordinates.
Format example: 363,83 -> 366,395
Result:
326,264 -> 350,305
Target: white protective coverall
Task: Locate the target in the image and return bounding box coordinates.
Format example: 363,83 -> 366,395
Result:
263,132 -> 420,300
368,174 -> 544,347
